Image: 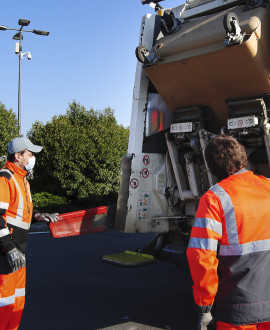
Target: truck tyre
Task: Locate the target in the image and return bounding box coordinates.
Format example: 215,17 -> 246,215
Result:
223,12 -> 239,33
135,45 -> 149,64
162,10 -> 175,30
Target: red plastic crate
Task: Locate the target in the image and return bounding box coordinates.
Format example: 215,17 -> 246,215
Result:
48,206 -> 107,238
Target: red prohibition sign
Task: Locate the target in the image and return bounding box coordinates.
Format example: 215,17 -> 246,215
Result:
142,168 -> 149,178
143,155 -> 150,166
130,178 -> 139,189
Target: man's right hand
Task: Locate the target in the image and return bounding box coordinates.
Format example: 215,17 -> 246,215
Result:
6,248 -> 26,272
34,213 -> 59,223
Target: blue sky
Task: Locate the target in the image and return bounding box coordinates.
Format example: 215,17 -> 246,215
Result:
1,0 -> 183,136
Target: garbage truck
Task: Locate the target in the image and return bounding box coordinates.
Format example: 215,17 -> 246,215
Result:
103,0 -> 270,268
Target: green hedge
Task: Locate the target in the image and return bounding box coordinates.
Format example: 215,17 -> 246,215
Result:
32,192 -> 117,214
32,192 -> 69,213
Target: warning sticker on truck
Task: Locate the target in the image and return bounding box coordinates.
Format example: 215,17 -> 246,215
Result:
137,191 -> 151,220
227,115 -> 258,129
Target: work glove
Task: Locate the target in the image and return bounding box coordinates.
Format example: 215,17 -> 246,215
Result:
197,312 -> 214,330
6,248 -> 26,272
34,213 -> 59,223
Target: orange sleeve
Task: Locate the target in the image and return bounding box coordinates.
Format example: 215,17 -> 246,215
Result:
0,176 -> 11,227
0,176 -> 15,252
186,191 -> 222,312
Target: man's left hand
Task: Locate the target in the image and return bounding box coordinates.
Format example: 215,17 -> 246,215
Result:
34,213 -> 59,223
197,312 -> 214,330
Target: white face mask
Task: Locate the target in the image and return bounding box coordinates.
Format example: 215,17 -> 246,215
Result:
24,157 -> 36,171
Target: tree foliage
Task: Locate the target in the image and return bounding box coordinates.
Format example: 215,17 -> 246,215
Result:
0,103 -> 19,168
28,101 -> 129,201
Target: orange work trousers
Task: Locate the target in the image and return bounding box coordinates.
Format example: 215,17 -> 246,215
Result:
217,321 -> 270,329
0,267 -> 26,330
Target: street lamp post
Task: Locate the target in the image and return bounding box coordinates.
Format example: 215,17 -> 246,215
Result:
0,19 -> 49,135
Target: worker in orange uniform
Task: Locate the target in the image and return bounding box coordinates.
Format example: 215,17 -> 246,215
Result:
186,135 -> 270,330
0,137 -> 59,330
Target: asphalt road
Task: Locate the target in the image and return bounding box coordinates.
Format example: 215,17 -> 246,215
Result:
19,230 -> 197,330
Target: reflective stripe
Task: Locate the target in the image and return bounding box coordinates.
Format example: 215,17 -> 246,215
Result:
194,217 -> 223,236
210,184 -> 239,245
9,172 -> 24,222
234,168 -> 249,175
5,216 -> 29,230
0,295 -> 15,307
25,179 -> 32,203
188,237 -> 218,251
15,288 -> 25,297
220,239 -> 270,256
0,201 -> 9,210
0,227 -> 10,238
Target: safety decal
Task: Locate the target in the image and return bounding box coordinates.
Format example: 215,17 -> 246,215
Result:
138,192 -> 151,207
130,178 -> 139,189
238,120 -> 243,126
143,155 -> 150,166
142,168 -> 149,178
137,208 -> 149,221
137,191 -> 151,220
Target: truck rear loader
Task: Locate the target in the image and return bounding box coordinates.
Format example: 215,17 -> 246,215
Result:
103,0 -> 270,268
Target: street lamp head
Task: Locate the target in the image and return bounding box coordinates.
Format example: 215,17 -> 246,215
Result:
32,29 -> 50,36
12,32 -> 23,40
2,19 -> 49,136
18,19 -> 30,27
141,0 -> 164,4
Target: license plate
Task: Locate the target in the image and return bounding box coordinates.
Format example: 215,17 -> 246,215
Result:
170,122 -> 193,133
227,115 -> 258,129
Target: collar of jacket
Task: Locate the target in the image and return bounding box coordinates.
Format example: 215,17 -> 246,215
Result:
233,168 -> 249,175
5,161 -> 28,177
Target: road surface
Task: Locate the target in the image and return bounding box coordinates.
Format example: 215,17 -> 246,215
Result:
19,230 -> 197,330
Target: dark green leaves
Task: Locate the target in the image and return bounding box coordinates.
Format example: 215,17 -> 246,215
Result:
0,103 -> 20,168
28,101 -> 129,201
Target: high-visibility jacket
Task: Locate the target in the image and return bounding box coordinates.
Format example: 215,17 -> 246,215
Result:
186,169 -> 270,325
0,161 -> 33,274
